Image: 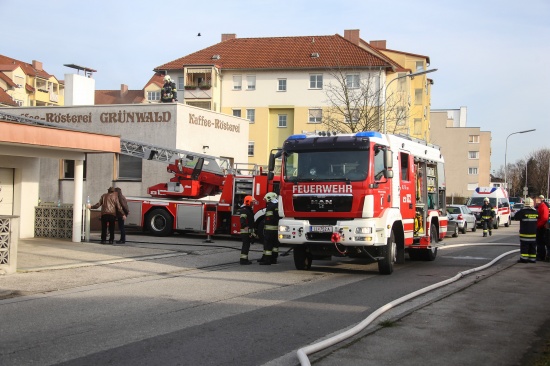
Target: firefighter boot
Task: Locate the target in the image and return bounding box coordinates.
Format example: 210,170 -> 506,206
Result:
240,259 -> 252,265
271,251 -> 279,264
257,255 -> 266,263
259,255 -> 272,265
489,230 -> 492,236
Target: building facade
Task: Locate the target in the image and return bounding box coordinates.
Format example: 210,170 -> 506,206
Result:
0,55 -> 64,107
430,108 -> 492,201
149,29 -> 435,166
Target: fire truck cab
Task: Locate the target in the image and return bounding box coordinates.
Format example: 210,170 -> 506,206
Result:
273,131 -> 447,274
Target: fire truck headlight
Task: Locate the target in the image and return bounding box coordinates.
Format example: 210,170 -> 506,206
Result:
279,225 -> 290,232
355,227 -> 372,234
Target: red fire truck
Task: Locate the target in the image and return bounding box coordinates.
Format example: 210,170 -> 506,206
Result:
270,131 -> 447,274
122,139 -> 278,238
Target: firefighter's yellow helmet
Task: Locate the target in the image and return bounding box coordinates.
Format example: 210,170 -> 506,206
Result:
484,197 -> 489,203
163,74 -> 171,82
264,192 -> 277,202
525,197 -> 534,208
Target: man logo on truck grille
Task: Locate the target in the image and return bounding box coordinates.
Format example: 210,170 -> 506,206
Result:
311,199 -> 332,209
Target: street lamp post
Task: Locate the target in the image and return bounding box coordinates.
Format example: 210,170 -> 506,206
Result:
504,129 -> 536,194
383,68 -> 437,134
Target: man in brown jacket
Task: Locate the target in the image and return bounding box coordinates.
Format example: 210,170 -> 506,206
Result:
90,187 -> 126,244
114,187 -> 129,244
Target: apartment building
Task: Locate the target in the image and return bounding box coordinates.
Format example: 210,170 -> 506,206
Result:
430,108 -> 492,200
0,55 -> 64,107
150,29 -> 435,166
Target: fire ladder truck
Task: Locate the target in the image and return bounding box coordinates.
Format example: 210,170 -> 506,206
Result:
119,139 -> 277,238
0,111 -> 278,239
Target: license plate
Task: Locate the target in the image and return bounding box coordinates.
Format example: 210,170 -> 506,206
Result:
310,226 -> 333,233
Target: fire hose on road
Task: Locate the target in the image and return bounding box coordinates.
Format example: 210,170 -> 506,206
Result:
296,243 -> 520,366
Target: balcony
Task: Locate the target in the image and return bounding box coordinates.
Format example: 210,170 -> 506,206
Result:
183,84 -> 212,99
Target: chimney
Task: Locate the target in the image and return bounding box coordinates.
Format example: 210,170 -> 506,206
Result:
344,29 -> 360,45
32,60 -> 43,71
370,40 -> 387,50
221,33 -> 236,42
120,84 -> 128,97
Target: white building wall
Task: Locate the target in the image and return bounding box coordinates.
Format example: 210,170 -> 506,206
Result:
0,104 -> 248,205
64,73 -> 95,106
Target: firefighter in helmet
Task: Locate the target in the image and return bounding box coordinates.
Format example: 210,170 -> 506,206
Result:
238,195 -> 256,265
160,74 -> 177,103
513,197 -> 538,263
481,197 -> 495,237
259,192 -> 280,265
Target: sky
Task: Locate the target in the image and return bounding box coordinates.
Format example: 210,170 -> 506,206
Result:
2,0 -> 549,171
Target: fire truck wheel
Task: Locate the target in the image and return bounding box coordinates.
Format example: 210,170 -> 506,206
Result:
145,209 -> 173,237
293,245 -> 312,270
378,230 -> 396,275
423,225 -> 438,261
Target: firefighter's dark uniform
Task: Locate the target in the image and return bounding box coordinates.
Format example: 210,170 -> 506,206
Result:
238,203 -> 255,265
481,202 -> 495,237
260,199 -> 280,265
160,81 -> 177,103
514,205 -> 539,263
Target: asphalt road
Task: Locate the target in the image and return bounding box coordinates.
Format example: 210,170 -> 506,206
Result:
0,226 -> 520,365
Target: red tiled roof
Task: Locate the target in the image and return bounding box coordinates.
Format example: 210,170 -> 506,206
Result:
0,88 -> 17,106
0,64 -> 19,72
0,72 -> 17,88
143,72 -> 165,89
381,48 -> 430,65
94,89 -> 146,105
155,34 -> 393,71
0,54 -> 56,81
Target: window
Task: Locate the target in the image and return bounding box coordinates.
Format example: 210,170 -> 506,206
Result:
15,99 -> 24,106
246,75 -> 256,90
416,61 -> 424,71
346,74 -> 360,89
233,75 -> 242,90
62,159 -> 87,179
414,119 -> 422,135
232,109 -> 241,117
374,146 -> 385,181
177,77 -> 184,90
309,74 -> 323,89
345,109 -> 359,124
400,152 -> 410,181
308,109 -> 322,123
397,106 -> 406,126
397,73 -> 407,91
246,109 -> 255,123
278,114 -> 287,128
468,167 -> 478,175
469,151 -> 479,159
278,79 -> 287,91
118,155 -> 142,180
415,89 -> 423,105
248,142 -> 255,156
469,135 -> 480,143
147,91 -> 160,101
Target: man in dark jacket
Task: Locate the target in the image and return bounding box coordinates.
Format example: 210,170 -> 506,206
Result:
114,187 -> 129,244
160,75 -> 177,103
90,187 -> 125,244
514,197 -> 539,263
238,195 -> 256,265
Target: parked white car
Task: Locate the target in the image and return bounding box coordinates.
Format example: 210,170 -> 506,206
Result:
447,204 -> 477,234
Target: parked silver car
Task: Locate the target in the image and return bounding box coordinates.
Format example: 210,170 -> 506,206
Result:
447,204 -> 477,234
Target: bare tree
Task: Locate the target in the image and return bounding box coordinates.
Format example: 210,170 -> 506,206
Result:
320,68 -> 409,135
504,148 -> 550,197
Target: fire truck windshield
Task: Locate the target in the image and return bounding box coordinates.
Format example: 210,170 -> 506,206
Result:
283,150 -> 369,182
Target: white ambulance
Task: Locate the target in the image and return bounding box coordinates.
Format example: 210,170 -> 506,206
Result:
466,187 -> 511,229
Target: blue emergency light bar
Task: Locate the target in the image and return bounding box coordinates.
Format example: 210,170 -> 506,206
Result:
355,131 -> 382,138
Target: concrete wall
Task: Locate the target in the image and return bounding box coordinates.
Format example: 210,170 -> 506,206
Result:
0,156 -> 39,238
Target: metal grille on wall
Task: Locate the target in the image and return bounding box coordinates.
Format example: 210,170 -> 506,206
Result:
0,217 -> 10,265
34,204 -> 73,239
